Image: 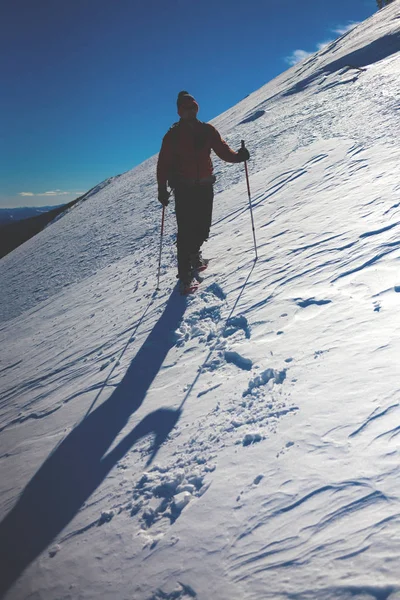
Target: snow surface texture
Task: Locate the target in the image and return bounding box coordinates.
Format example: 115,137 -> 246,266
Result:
1,4 -> 400,599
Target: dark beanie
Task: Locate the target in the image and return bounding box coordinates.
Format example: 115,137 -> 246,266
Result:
177,90 -> 199,115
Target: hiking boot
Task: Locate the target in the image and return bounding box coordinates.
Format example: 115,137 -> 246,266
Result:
178,272 -> 198,295
190,251 -> 208,271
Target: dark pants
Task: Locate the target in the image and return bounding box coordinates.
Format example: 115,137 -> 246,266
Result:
174,183 -> 214,277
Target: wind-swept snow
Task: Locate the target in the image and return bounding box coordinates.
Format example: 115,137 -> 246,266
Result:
1,4 -> 400,599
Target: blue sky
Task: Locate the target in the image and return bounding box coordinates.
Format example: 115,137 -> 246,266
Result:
1,0 -> 377,208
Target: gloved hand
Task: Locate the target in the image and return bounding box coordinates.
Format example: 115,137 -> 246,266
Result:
236,146 -> 250,162
158,187 -> 170,206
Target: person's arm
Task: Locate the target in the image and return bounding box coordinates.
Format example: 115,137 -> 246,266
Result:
156,133 -> 173,205
208,125 -> 249,163
157,132 -> 173,188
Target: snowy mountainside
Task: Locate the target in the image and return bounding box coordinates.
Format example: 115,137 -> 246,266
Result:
1,3 -> 400,600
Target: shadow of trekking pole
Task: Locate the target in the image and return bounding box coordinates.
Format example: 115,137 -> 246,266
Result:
84,297 -> 155,421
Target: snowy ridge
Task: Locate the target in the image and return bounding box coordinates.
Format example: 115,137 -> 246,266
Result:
1,3 -> 400,599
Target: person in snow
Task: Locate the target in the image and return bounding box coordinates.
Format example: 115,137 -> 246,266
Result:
157,90 -> 250,288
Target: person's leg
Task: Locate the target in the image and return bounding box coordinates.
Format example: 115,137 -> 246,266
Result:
175,184 -> 214,278
174,186 -> 194,280
190,184 -> 214,266
199,183 -> 214,244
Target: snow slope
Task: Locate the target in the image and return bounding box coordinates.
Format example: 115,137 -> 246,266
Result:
1,4 -> 400,599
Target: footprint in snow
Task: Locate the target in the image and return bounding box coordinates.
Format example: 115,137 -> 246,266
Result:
223,315 -> 251,339
295,297 -> 332,308
123,460 -> 212,541
225,351 -> 253,371
314,350 -> 329,359
205,282 -> 226,300
243,368 -> 287,397
174,285 -> 227,347
148,582 -> 197,599
242,432 -> 263,446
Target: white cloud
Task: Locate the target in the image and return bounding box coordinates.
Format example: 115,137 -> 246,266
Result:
316,40 -> 331,51
286,49 -> 313,66
333,22 -> 360,36
285,21 -> 360,66
44,190 -> 70,196
19,190 -> 75,197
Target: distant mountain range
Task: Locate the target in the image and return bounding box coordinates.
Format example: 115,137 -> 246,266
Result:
0,200 -> 80,259
0,205 -> 65,227
0,178 -> 121,259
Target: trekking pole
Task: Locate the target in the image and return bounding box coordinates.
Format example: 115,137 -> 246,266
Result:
242,140 -> 258,261
156,205 -> 166,290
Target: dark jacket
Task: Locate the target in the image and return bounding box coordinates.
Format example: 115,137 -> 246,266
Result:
157,119 -> 241,188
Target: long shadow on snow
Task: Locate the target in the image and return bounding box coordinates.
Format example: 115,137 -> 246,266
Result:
0,288 -> 187,598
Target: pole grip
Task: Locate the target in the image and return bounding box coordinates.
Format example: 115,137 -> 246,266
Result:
241,139 -> 245,150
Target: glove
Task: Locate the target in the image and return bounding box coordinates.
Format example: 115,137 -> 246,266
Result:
158,187 -> 170,206
236,146 -> 250,162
